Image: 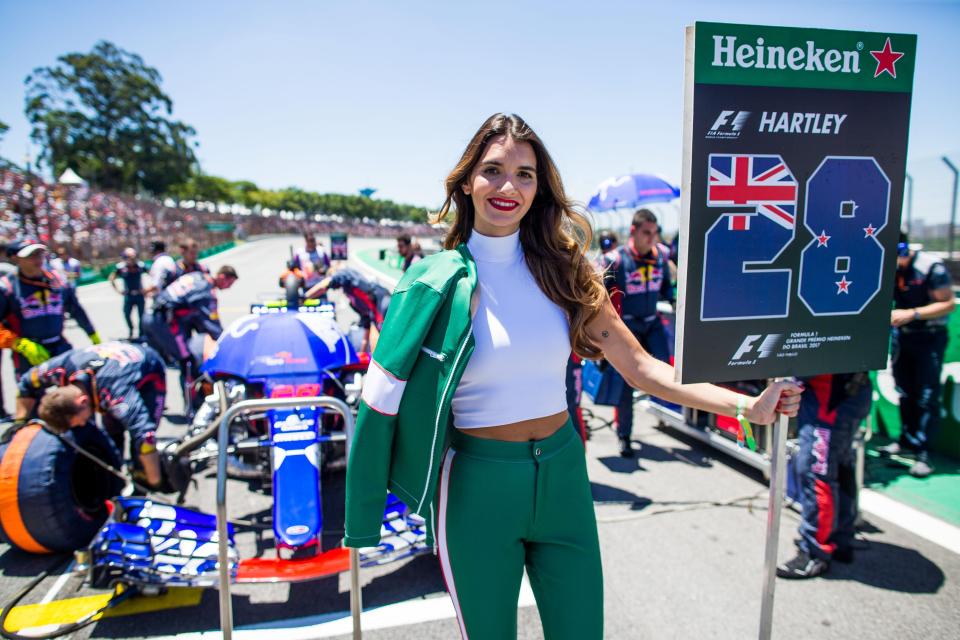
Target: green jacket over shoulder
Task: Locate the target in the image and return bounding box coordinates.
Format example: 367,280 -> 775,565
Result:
344,245 -> 478,549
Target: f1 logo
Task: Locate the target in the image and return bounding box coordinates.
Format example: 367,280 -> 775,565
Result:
732,334 -> 782,360
710,110 -> 751,132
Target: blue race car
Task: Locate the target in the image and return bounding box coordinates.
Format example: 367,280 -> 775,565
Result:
88,302 -> 429,589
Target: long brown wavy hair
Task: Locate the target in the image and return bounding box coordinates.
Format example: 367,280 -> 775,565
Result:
435,113 -> 607,359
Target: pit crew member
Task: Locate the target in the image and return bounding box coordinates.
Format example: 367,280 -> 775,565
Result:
15,341 -> 167,487
109,247 -> 147,338
600,208 -> 673,457
0,240 -> 100,379
778,372 -> 871,578
292,231 -> 331,290
304,266 -> 390,352
142,265 -> 238,379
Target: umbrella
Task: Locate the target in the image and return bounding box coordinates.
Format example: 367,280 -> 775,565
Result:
587,173 -> 679,212
202,310 -> 358,380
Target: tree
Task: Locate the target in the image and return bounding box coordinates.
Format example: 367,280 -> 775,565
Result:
24,41 -> 197,195
0,119 -> 8,144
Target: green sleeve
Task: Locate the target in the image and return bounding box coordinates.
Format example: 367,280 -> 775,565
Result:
343,281 -> 445,547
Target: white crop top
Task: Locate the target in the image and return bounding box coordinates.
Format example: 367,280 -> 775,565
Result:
452,230 -> 570,429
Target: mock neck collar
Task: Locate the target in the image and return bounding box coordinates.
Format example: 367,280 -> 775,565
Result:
467,229 -> 522,263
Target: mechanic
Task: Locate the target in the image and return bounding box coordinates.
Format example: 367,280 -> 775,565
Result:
142,265 -> 238,383
109,247 -> 147,338
291,231 -> 331,291
880,232 -> 955,478
146,239 -> 177,297
396,233 -> 422,272
0,239 -> 100,379
778,372 -> 871,579
600,208 -> 674,457
169,238 -> 211,286
15,341 -> 167,488
304,266 -> 390,352
598,229 -> 618,254
0,243 -> 18,420
48,246 -> 82,288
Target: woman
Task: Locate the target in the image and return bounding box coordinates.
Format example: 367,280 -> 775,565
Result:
344,113 -> 801,639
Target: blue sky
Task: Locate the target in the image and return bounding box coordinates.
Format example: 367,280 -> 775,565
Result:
1,0 -> 958,231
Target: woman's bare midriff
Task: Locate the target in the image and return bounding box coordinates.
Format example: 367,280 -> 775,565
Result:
456,410 -> 569,442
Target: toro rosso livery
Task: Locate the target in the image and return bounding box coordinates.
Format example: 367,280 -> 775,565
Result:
87,301 -> 428,590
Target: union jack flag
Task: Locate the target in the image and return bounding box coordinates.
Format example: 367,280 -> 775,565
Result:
708,154 -> 798,231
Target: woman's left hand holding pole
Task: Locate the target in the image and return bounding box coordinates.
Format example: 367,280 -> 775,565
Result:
742,379 -> 803,425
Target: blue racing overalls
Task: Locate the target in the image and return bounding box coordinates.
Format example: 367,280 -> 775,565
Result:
795,373 -> 871,561
893,252 -> 952,455
142,272 -> 222,375
18,341 -> 167,456
0,269 -> 97,377
601,241 -> 673,440
328,268 -> 391,330
115,260 -> 147,337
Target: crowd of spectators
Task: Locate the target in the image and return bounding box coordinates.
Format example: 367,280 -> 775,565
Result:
1,166 -> 441,270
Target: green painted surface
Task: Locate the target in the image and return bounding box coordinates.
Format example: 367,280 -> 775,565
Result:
356,247 -> 405,281
864,443 -> 960,527
868,314 -> 960,525
694,22 -> 916,92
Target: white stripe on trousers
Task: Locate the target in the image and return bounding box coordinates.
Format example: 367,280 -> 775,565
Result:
437,448 -> 469,639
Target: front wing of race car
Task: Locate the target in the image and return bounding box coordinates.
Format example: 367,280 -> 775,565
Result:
88,495 -> 429,589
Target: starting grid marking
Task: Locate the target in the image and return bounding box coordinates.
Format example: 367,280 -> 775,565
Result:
6,587 -> 203,633
151,575 -> 536,640
860,489 -> 960,556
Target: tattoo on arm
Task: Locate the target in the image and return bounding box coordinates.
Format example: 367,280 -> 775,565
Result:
601,330 -> 609,338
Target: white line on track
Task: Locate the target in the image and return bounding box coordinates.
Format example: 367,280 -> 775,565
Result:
39,560 -> 76,604
151,575 -> 536,639
860,489 -> 960,555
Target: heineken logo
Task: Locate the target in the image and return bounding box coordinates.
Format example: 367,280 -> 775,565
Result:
712,35 -> 905,78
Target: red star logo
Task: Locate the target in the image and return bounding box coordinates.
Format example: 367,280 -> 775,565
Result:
870,37 -> 904,79
836,276 -> 852,294
863,224 -> 877,237
816,230 -> 831,247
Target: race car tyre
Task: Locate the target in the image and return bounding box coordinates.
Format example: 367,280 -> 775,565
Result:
0,422 -> 123,554
284,273 -> 301,308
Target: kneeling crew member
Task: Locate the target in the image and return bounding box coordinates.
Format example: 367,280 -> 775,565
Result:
0,240 -> 100,378
15,341 -> 167,488
305,266 -> 390,352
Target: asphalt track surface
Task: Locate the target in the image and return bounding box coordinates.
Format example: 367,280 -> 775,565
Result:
1,235 -> 958,639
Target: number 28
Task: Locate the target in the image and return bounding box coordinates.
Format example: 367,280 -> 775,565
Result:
700,155 -> 891,321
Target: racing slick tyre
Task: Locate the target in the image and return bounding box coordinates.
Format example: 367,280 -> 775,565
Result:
284,273 -> 301,308
0,422 -> 123,553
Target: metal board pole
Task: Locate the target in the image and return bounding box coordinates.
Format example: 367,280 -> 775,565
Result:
944,156 -> 958,258
758,411 -> 789,640
350,548 -> 362,639
343,400 -> 362,640
215,396 -> 355,640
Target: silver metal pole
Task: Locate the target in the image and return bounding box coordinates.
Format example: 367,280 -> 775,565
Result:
758,411 -> 789,640
215,396 -> 356,640
854,413 -> 871,524
350,548 -> 362,639
904,173 -> 913,234
342,398 -> 362,640
944,157 -> 958,259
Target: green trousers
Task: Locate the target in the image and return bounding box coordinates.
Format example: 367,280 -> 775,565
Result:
437,420 -> 603,639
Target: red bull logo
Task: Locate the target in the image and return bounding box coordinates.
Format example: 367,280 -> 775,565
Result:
18,290 -> 63,319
